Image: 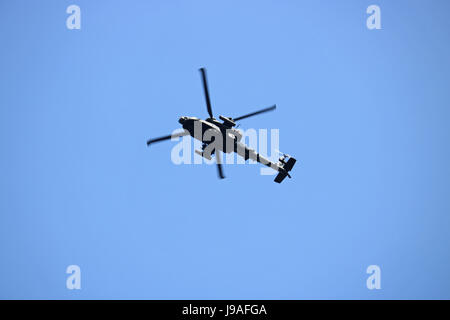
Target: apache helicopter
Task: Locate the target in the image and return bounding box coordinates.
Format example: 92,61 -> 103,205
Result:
146,68 -> 296,183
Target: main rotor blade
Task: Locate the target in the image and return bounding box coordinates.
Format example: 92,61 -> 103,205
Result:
146,130 -> 189,146
199,68 -> 214,118
146,135 -> 172,146
216,150 -> 225,179
217,163 -> 225,179
233,104 -> 276,121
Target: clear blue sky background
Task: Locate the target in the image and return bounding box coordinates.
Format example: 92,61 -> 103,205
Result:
1,0 -> 449,299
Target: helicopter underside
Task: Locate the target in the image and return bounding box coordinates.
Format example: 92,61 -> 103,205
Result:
181,118 -> 237,154
180,118 -> 281,172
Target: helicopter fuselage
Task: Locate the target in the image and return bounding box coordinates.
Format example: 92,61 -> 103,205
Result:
178,116 -> 243,154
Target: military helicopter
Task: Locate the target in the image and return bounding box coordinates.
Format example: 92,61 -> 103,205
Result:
146,68 -> 296,183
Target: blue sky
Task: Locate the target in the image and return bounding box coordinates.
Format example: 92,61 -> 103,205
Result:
1,0 -> 449,299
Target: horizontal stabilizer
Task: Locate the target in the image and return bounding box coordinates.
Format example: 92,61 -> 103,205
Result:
274,157 -> 296,183
283,158 -> 296,172
274,171 -> 289,183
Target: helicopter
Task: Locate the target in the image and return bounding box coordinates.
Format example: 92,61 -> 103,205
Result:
146,68 -> 296,183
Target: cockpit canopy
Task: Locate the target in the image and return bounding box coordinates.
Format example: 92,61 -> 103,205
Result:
178,116 -> 198,124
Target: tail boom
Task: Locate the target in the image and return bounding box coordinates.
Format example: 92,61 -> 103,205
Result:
235,142 -> 296,183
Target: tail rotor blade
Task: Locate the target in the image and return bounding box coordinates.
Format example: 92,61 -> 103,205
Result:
199,68 -> 214,118
233,104 -> 276,121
